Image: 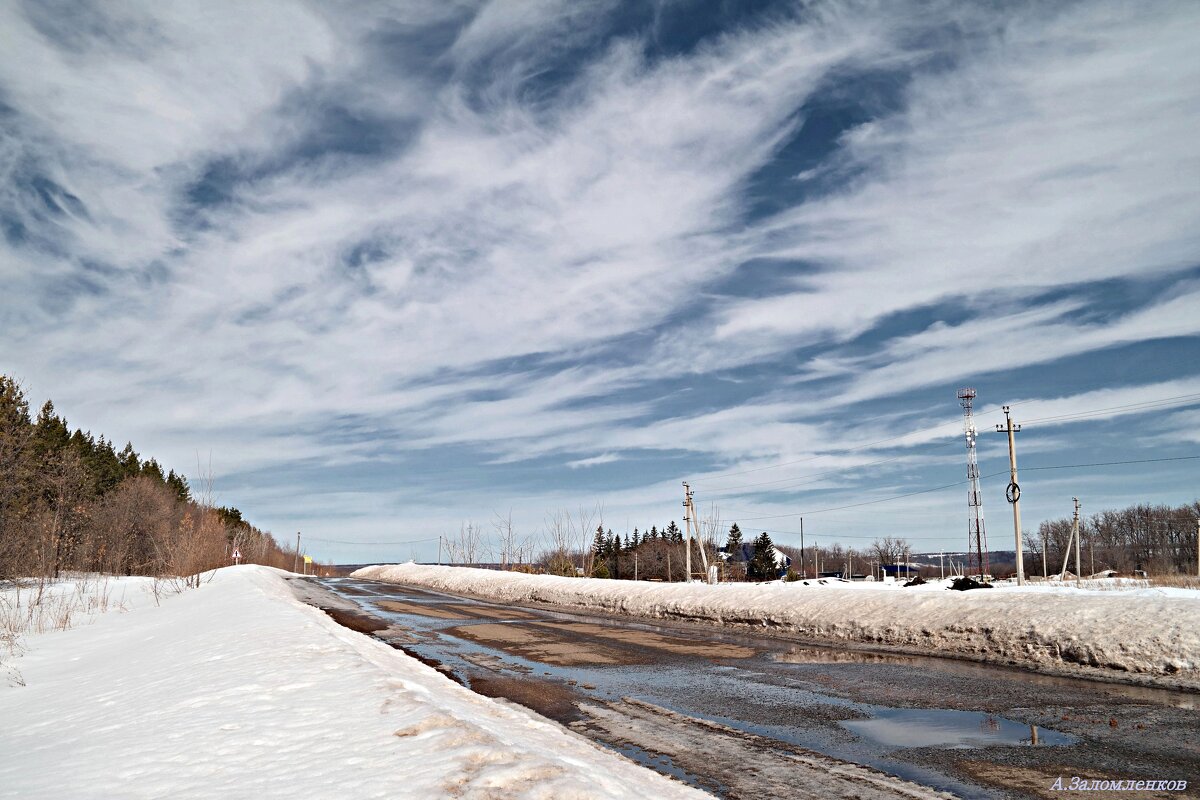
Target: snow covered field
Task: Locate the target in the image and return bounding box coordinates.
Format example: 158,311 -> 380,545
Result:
353,564 -> 1200,689
0,566 -> 704,799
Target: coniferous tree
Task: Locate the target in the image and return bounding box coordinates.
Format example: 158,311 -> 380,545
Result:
648,526 -> 659,541
592,524 -> 606,558
725,523 -> 744,563
32,401 -> 71,464
748,531 -> 779,581
591,525 -> 609,578
91,437 -> 123,496
666,521 -> 682,543
166,470 -> 191,504
630,529 -> 640,551
0,373 -> 322,580
117,442 -> 141,480
0,376 -> 34,532
141,458 -> 166,484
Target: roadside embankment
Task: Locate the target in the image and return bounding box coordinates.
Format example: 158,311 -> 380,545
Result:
352,563 -> 1200,690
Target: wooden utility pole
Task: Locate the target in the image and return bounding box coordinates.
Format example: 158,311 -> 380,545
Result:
800,517 -> 805,578
1080,496 -> 1089,585
294,532 -> 301,574
682,483 -> 692,581
996,406 -> 1025,585
681,482 -> 709,582
1042,528 -> 1048,579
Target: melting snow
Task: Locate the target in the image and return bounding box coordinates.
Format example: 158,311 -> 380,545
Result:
354,564 -> 1200,688
0,566 -> 705,799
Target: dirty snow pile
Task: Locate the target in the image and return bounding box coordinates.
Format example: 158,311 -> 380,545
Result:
353,564 -> 1200,689
0,566 -> 703,800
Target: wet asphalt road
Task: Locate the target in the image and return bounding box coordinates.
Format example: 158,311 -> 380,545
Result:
303,576 -> 1200,799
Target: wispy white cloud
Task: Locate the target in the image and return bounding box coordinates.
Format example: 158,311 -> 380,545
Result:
2,0 -> 1197,558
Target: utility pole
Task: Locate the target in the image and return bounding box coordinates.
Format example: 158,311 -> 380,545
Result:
996,406 -> 1025,585
1080,501 -> 1089,582
1196,518 -> 1199,578
1059,505 -> 1076,581
682,483 -> 693,582
438,535 -> 442,566
800,517 -> 805,578
294,532 -> 301,574
681,482 -> 709,583
1042,528 -> 1048,580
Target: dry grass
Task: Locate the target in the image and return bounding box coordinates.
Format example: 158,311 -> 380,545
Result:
1147,573 -> 1200,590
1,574 -> 128,686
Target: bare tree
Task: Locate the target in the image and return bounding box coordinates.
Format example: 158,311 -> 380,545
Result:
493,510 -> 536,569
446,521 -> 483,565
869,537 -> 908,574
542,510 -> 577,576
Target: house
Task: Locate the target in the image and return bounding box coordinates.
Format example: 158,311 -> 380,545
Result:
719,542 -> 791,578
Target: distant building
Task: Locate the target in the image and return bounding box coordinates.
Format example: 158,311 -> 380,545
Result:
881,562 -> 926,577
719,542 -> 791,577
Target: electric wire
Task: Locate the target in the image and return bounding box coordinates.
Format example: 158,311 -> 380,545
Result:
721,455 -> 1200,522
688,389 -> 1200,487
303,535 -> 441,546
700,439 -> 960,494
1019,392 -> 1200,426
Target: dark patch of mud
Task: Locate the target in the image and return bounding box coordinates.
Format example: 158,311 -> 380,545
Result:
318,605 -> 388,635
469,674 -> 585,723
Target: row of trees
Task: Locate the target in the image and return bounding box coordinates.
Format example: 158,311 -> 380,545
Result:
1028,502 -> 1200,576
581,522 -> 783,581
588,522 -> 718,581
0,376 -> 316,582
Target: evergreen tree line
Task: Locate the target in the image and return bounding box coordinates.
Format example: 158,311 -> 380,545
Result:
1027,501 -> 1200,576
584,521 -> 784,582
0,376 -> 305,581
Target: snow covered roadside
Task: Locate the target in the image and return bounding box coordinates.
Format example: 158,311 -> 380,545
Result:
0,566 -> 705,800
353,564 -> 1200,689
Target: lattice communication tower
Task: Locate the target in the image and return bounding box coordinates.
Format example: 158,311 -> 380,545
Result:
957,387 -> 989,577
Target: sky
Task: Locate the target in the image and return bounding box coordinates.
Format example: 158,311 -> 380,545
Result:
2,0 -> 1198,565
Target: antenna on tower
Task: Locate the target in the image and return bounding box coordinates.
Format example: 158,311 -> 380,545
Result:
958,388 -> 989,578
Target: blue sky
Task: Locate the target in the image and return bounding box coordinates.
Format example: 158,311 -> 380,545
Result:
2,1 -> 1198,564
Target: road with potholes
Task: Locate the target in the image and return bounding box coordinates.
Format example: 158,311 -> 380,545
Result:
293,576 -> 1200,799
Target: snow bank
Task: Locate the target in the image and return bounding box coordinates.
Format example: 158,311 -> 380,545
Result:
353,564 -> 1200,689
0,566 -> 704,799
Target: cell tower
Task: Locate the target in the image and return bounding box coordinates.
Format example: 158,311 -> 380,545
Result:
957,388 -> 989,577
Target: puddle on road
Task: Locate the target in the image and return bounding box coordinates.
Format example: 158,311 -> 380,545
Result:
842,708 -> 1077,749
773,645 -> 1200,710
314,578 -> 1100,798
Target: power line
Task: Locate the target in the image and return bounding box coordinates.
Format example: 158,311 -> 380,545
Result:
689,416 -> 982,484
304,535 -> 441,546
1020,455 -> 1200,472
688,389 -> 1200,488
763,528 -> 965,542
700,440 -> 960,494
1021,392 -> 1200,426
721,455 -> 1200,522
